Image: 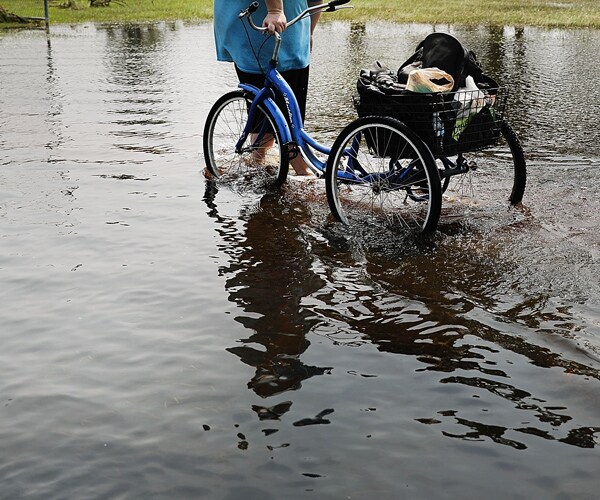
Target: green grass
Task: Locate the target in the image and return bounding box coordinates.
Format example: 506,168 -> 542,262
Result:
351,0 -> 600,27
2,0 -> 600,28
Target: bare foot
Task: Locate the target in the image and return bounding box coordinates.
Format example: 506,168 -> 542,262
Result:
249,150 -> 267,166
249,134 -> 275,165
290,156 -> 315,176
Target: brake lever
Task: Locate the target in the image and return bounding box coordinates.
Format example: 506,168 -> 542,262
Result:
239,1 -> 259,19
325,4 -> 354,13
325,0 -> 352,12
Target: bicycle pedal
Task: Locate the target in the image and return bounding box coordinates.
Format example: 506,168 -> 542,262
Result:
285,142 -> 300,160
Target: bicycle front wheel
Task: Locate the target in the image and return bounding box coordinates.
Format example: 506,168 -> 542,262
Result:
325,116 -> 442,234
203,90 -> 289,188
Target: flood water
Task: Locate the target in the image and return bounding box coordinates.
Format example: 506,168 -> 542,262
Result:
1,20 -> 600,499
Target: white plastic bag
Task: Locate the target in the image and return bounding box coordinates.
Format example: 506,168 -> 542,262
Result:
451,76 -> 493,141
453,76 -> 487,120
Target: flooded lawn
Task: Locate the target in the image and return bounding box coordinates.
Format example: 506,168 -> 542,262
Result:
1,21 -> 600,498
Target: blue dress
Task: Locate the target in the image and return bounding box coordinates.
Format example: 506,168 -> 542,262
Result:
214,0 -> 311,74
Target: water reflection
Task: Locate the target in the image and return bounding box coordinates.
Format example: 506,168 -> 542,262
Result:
103,24 -> 176,155
44,36 -> 66,153
204,176 -> 599,450
204,182 -> 331,418
312,229 -> 600,448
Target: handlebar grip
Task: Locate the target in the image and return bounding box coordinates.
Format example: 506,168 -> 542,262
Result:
326,0 -> 351,12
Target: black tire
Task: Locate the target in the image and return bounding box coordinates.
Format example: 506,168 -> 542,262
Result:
325,116 -> 442,234
203,90 -> 289,188
440,119 -> 526,208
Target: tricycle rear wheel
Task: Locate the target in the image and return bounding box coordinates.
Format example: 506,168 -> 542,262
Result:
439,119 -> 526,208
325,116 -> 442,234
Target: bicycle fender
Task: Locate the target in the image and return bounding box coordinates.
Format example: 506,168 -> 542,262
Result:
238,83 -> 293,144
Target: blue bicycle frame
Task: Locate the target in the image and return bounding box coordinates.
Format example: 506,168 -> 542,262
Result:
235,63 -> 331,174
236,71 -> 423,188
235,0 -> 365,180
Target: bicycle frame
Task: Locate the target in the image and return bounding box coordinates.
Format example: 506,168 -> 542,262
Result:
236,62 -> 331,174
234,0 -> 353,176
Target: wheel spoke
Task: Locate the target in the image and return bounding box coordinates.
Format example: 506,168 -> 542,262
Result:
203,91 -> 289,189
441,121 -> 526,216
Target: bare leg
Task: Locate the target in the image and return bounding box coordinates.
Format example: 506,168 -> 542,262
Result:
250,133 -> 314,176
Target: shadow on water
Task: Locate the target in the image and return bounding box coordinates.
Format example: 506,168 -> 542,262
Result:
204,178 -> 600,450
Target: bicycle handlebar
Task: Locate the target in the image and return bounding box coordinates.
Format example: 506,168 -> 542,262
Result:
239,0 -> 352,29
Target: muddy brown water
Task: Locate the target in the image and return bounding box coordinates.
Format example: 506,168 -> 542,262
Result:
1,21 -> 599,499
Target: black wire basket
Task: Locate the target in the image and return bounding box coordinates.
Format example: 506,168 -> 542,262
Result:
355,86 -> 508,157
